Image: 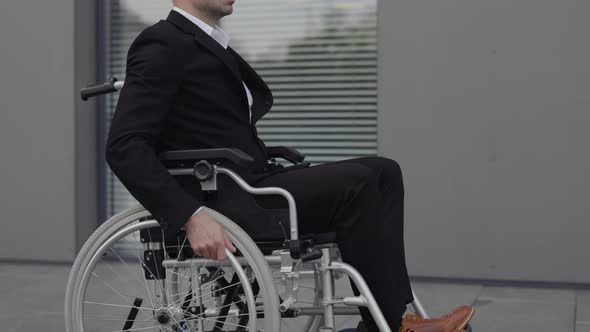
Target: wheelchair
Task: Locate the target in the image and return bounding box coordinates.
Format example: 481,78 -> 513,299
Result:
65,79 -> 453,332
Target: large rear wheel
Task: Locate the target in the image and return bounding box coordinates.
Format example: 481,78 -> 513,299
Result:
65,205 -> 281,332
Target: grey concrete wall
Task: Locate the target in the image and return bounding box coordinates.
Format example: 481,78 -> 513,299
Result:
378,0 -> 590,283
75,0 -> 99,253
0,0 -> 97,261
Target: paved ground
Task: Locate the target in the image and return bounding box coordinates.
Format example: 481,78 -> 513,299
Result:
0,262 -> 588,331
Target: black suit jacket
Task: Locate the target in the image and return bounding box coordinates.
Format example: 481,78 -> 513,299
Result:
106,11 -> 276,235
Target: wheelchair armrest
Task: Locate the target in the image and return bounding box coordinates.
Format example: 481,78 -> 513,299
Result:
159,148 -> 254,168
266,146 -> 305,164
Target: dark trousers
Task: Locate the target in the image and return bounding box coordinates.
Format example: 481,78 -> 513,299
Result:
252,156 -> 413,331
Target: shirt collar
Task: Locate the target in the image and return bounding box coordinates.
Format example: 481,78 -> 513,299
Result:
172,6 -> 230,49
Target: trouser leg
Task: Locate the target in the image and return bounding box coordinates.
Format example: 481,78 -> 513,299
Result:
254,156 -> 413,331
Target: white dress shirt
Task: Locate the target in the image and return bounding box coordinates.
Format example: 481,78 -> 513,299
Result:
172,7 -> 254,218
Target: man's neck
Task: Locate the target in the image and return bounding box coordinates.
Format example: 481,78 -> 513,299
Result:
175,4 -> 219,27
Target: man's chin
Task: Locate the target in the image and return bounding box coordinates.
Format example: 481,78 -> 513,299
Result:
222,6 -> 234,16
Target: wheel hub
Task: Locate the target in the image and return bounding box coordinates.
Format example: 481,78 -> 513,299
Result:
154,306 -> 185,327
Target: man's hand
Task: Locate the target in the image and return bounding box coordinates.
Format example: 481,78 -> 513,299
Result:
184,209 -> 237,260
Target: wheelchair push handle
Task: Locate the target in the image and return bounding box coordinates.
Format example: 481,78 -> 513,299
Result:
80,77 -> 124,101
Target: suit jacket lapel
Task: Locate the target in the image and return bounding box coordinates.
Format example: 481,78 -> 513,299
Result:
166,11 -> 243,84
228,47 -> 274,123
192,28 -> 243,83
166,11 -> 273,123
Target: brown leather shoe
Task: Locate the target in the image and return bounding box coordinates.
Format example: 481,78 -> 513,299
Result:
402,315 -> 469,332
399,305 -> 474,332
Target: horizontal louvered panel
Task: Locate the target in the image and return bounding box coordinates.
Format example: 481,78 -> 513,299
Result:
231,1 -> 376,10
272,91 -> 375,98
304,155 -> 376,163
258,119 -> 376,126
256,68 -> 376,76
262,109 -> 377,116
253,45 -> 377,56
245,60 -> 377,69
265,82 -> 377,90
270,97 -> 375,104
272,99 -> 375,105
258,127 -> 375,133
231,29 -> 376,40
237,7 -> 373,13
259,134 -> 376,140
228,19 -> 375,28
290,148 -> 377,155
252,53 -> 376,62
265,75 -> 376,83
268,143 -> 376,149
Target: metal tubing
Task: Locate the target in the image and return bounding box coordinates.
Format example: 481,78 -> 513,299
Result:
341,296 -> 368,307
216,167 -> 299,240
225,248 -> 257,331
409,290 -> 429,319
321,248 -> 335,330
169,267 -> 179,305
154,243 -> 168,307
167,166 -> 300,240
203,308 -> 240,317
297,307 -> 360,316
303,264 -> 324,332
162,255 -> 281,268
192,265 -> 205,332
330,262 -> 391,332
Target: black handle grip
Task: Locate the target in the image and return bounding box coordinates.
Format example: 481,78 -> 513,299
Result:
301,249 -> 323,263
80,78 -> 118,101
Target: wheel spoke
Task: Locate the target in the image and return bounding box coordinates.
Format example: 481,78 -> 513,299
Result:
84,301 -> 155,312
89,272 -> 153,320
103,246 -> 156,310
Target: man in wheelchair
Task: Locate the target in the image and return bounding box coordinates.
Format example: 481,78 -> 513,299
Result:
103,0 -> 475,331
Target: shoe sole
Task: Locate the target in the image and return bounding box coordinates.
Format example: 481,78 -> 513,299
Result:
454,307 -> 475,331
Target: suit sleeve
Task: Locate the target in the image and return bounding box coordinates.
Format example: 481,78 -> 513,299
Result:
106,28 -> 202,235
